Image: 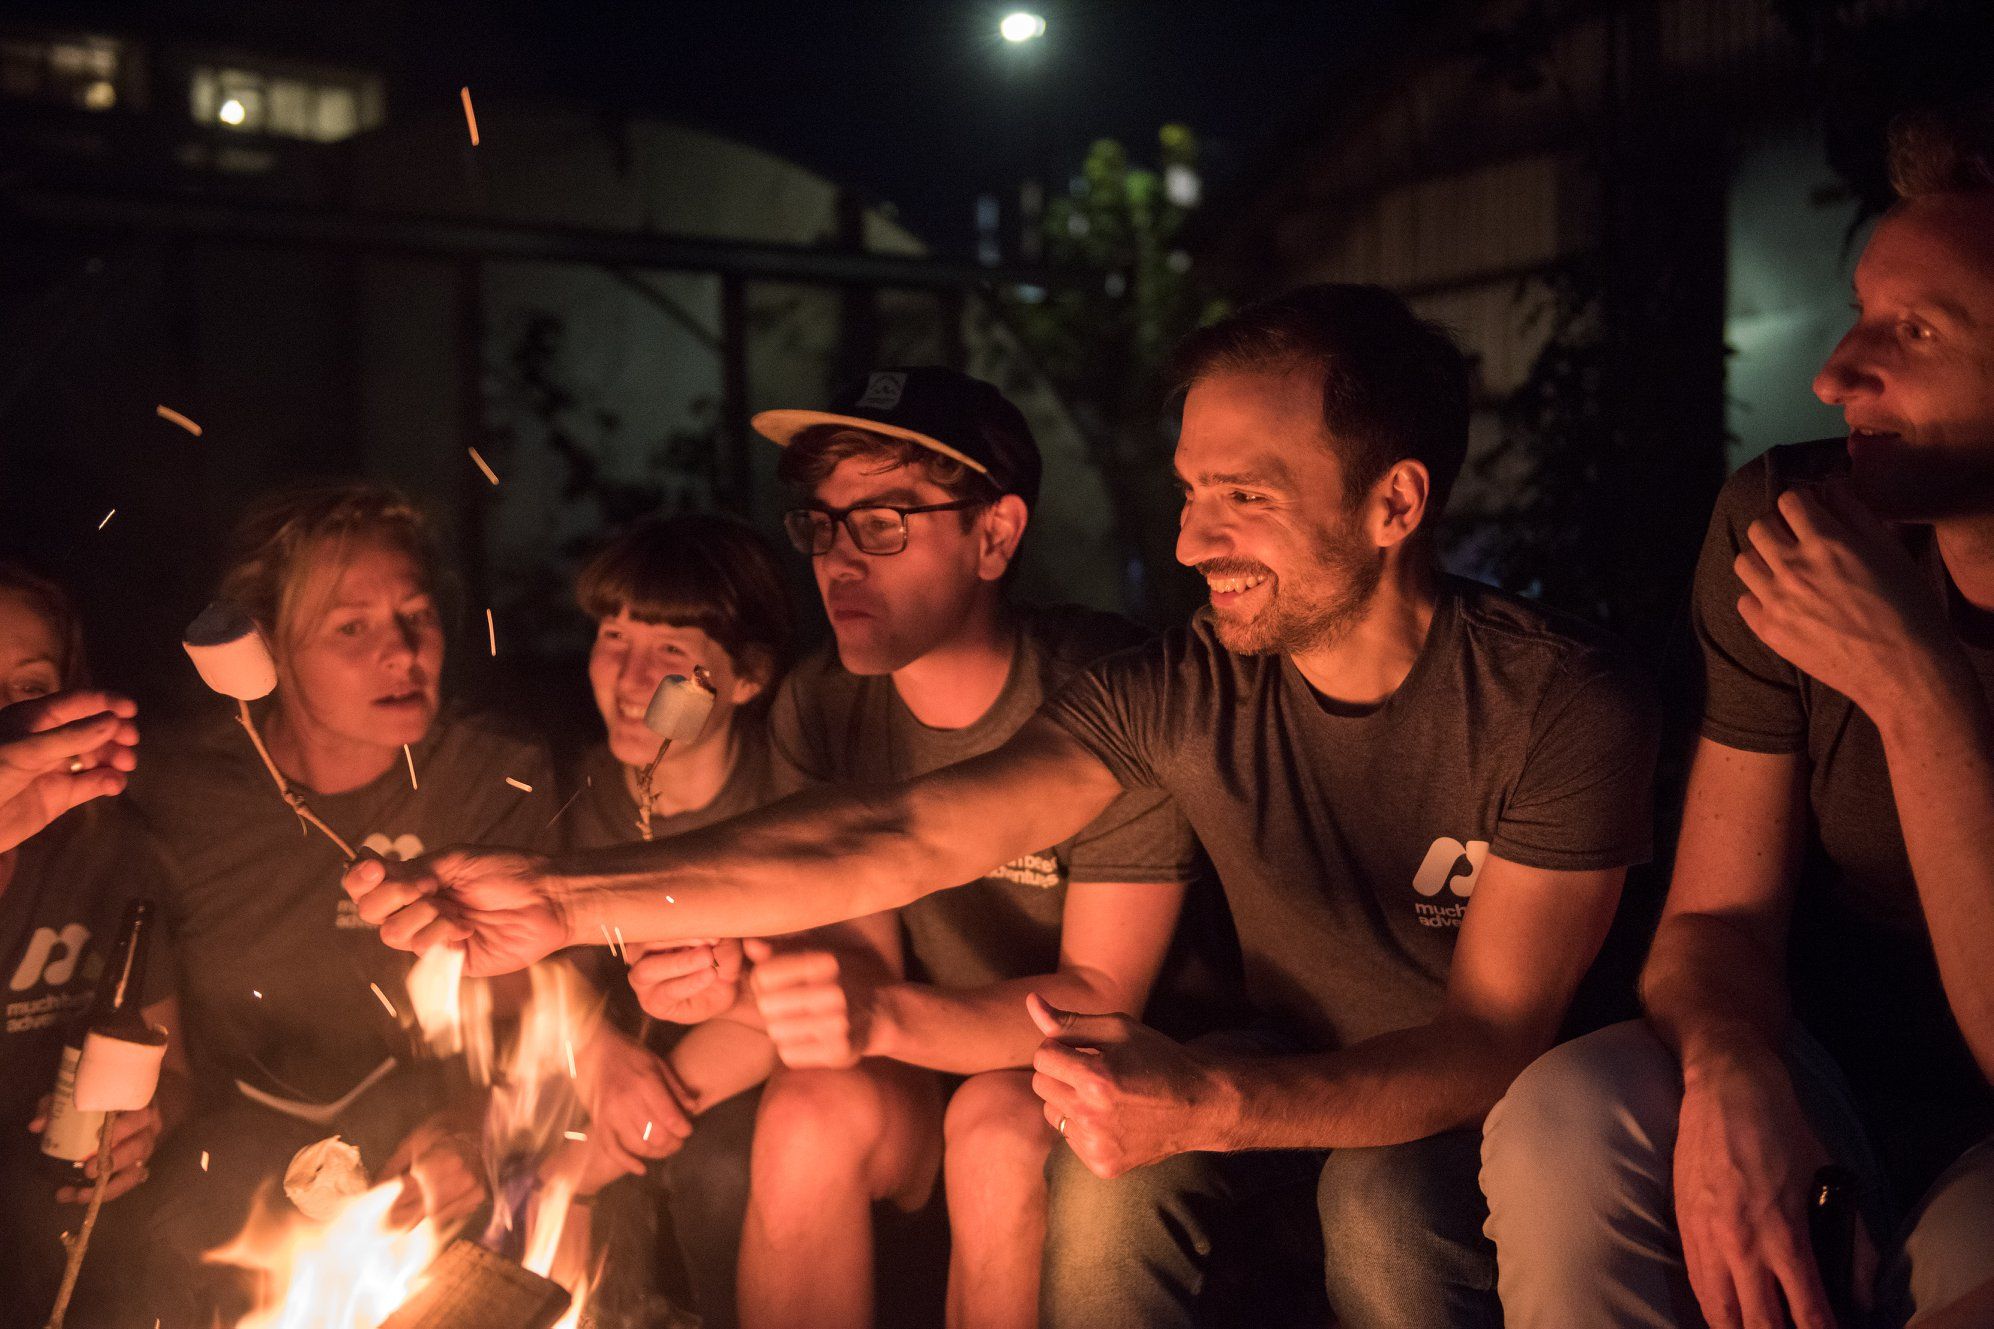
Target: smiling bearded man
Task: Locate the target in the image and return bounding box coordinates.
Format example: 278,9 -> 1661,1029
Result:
341,283 -> 1662,1329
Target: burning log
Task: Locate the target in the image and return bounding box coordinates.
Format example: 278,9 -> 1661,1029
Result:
376,1241 -> 571,1329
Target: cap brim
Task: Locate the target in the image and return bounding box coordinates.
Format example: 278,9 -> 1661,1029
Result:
750,409 -> 992,479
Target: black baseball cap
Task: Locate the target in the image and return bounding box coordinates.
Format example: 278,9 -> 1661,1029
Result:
752,367 -> 1043,509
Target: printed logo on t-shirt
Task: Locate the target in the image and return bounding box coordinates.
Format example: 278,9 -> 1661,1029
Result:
7,922 -> 96,1032
337,833 -> 428,929
985,851 -> 1061,891
1411,837 -> 1487,929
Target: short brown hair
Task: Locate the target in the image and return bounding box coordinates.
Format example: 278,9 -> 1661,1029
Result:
776,426 -> 998,513
1170,283 -> 1471,518
1887,107 -> 1994,200
576,512 -> 794,691
0,562 -> 89,688
217,484 -> 444,655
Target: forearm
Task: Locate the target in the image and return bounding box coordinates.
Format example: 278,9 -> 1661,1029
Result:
1640,912 -> 1794,1070
874,967 -> 1130,1075
666,1016 -> 776,1113
1874,657 -> 1994,1081
1200,1016 -> 1541,1152
558,781 -> 1048,946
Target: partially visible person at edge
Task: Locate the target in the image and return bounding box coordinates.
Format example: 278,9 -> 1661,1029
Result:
727,367 -> 1232,1329
342,287 -> 1661,1329
544,512 -> 793,1329
0,563 -> 187,1329
125,484 -> 560,1328
1482,109 -> 1994,1329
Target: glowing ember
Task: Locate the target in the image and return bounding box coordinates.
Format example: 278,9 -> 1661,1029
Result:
467,446 -> 500,486
155,404 -> 203,436
505,777 -> 533,793
459,87 -> 480,147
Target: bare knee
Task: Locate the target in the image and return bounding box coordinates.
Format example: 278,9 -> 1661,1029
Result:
754,1066 -> 892,1178
945,1072 -> 1053,1212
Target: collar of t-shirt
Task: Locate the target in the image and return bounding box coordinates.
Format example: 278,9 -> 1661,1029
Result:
1274,583 -> 1460,725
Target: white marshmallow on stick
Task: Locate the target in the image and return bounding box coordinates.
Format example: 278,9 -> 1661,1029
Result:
182,601 -> 277,701
182,601 -> 357,862
637,667 -> 717,841
72,1027 -> 168,1113
645,668 -> 718,742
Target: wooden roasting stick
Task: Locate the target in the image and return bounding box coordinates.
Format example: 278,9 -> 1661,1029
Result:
183,602 -> 357,862
43,1111 -> 118,1329
635,667 -> 716,843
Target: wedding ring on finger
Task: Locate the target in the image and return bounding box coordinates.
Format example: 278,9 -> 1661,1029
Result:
68,757 -> 87,774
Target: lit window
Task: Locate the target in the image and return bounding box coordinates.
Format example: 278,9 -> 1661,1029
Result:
187,61 -> 381,142
0,31 -> 128,111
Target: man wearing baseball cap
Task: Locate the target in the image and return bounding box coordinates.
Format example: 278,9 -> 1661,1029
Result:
673,366 -> 1230,1329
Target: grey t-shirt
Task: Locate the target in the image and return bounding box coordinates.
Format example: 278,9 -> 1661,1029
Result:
1042,577 -> 1659,1052
132,709 -> 558,1107
767,605 -> 1231,1030
0,802 -> 179,1136
1692,439 -> 1994,1196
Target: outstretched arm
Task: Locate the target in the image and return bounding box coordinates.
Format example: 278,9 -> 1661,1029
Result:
345,716 -> 1127,974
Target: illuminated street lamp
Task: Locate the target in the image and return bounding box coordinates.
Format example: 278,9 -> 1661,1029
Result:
1000,11 -> 1047,43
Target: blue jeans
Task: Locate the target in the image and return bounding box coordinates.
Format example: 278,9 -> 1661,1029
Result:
1482,1021 -> 1994,1328
1040,1128 -> 1500,1329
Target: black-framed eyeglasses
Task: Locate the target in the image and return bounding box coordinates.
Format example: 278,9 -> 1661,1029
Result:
782,499 -> 988,557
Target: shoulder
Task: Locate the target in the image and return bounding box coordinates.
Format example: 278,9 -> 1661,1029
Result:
1713,439 -> 1847,527
1448,578 -> 1654,712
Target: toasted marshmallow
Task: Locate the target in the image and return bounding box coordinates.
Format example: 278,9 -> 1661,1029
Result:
644,669 -> 717,742
183,601 -> 278,701
73,1025 -> 169,1113
284,1135 -> 370,1221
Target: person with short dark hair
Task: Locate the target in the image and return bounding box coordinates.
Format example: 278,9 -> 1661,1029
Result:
556,512 -> 794,1329
343,288 -> 1660,1329
1481,109 -> 1994,1329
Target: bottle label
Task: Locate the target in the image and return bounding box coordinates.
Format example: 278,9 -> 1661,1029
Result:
41,1044 -> 104,1163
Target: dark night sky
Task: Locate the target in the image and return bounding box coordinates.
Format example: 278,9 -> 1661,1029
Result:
40,0 -> 1410,255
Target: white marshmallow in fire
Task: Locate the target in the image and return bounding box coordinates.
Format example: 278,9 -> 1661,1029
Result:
644,668 -> 717,743
182,600 -> 278,701
283,1135 -> 370,1222
72,1025 -> 168,1113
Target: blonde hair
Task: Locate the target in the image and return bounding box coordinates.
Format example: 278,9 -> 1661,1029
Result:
217,484 -> 444,655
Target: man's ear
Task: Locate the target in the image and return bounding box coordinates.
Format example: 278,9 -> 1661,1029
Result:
1368,460 -> 1431,550
977,495 -> 1030,582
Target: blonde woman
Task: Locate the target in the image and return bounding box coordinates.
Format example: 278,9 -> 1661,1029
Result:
130,485 -> 557,1325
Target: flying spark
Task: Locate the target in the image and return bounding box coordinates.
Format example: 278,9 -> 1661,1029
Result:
369,982 -> 399,1019
97,509 -> 116,530
155,404 -> 203,436
252,990 -> 262,999
600,923 -> 621,960
665,895 -> 675,904
486,607 -> 497,656
404,744 -> 419,790
563,1130 -> 587,1142
641,1121 -> 653,1142
563,1037 -> 577,1079
467,446 -> 499,485
199,1151 -> 210,1172
460,86 -> 480,146
505,776 -> 533,793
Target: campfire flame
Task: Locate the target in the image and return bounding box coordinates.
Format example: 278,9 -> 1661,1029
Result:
212,950 -> 604,1328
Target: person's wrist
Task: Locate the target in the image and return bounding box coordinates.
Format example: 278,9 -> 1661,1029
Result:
1678,1022 -> 1780,1090
1189,1050 -> 1246,1151
1868,642 -> 1982,745
861,983 -> 908,1061
544,860 -> 591,950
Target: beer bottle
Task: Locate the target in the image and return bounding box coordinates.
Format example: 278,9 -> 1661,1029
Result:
40,899 -> 155,1175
